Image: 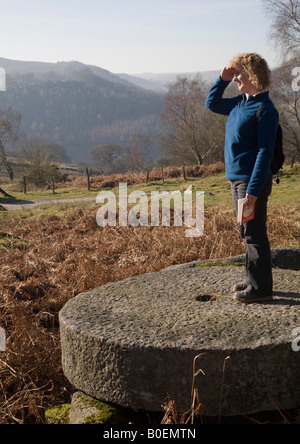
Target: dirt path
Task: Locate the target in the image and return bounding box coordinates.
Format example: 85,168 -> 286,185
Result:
1,196 -> 96,211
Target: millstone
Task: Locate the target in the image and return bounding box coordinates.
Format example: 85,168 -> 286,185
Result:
59,256 -> 300,416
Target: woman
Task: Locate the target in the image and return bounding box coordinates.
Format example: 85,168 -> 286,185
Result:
205,53 -> 279,303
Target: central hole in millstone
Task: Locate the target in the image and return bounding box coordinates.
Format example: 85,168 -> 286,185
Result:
196,295 -> 214,302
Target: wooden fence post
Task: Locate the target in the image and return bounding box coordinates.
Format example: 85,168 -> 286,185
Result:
86,168 -> 91,190
51,174 -> 55,194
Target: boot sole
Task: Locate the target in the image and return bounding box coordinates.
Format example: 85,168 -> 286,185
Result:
233,294 -> 273,304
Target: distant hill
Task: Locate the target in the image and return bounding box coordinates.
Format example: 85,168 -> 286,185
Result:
0,58 -> 221,163
119,70 -> 220,92
0,58 -> 132,86
0,58 -> 165,163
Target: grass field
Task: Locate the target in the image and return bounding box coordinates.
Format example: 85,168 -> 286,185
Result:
0,162 -> 299,423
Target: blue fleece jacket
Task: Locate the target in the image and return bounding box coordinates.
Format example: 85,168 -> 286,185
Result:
205,76 -> 279,197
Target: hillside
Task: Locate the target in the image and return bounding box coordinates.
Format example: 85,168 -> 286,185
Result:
0,58 -> 165,163
0,58 -> 130,85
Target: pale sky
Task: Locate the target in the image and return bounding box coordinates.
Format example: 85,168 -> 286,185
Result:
0,0 -> 277,74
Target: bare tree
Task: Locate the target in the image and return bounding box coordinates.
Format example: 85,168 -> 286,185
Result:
91,143 -> 122,174
21,135 -> 52,167
263,0 -> 300,60
20,135 -> 69,187
0,107 -> 21,181
21,135 -> 71,165
271,63 -> 300,161
124,133 -> 154,172
262,0 -> 300,162
160,76 -> 225,165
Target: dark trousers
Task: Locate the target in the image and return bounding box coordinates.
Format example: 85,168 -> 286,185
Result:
230,178 -> 273,295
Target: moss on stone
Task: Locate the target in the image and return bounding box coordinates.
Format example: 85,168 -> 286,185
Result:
84,403 -> 116,424
75,392 -> 122,424
196,261 -> 244,268
45,404 -> 70,424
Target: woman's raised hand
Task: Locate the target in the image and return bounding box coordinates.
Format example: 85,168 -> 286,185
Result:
221,66 -> 235,82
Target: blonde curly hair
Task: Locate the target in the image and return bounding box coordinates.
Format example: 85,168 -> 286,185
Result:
229,53 -> 271,91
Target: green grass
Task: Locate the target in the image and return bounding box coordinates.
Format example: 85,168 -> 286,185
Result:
268,166 -> 300,206
115,174 -> 233,208
0,164 -> 299,224
0,200 -> 97,228
0,186 -> 99,203
0,231 -> 28,250
114,166 -> 299,212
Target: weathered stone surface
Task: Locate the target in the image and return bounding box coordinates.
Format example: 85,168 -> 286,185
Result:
195,248 -> 300,271
59,249 -> 300,417
270,248 -> 300,270
70,391 -> 124,424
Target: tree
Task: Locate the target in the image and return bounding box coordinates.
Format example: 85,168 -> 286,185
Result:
0,107 -> 21,181
271,63 -> 300,162
45,143 -> 71,164
21,136 -> 70,164
262,0 -> 300,162
160,77 -> 225,166
121,133 -> 155,172
91,143 -> 123,174
263,0 -> 300,60
21,136 -> 69,187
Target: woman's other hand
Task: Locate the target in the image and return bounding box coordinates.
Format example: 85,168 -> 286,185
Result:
245,194 -> 258,207
221,66 -> 235,82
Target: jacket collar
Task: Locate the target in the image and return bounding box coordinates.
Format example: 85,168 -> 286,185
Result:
243,90 -> 270,104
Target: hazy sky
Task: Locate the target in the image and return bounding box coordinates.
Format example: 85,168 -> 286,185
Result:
1,0 -> 277,74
